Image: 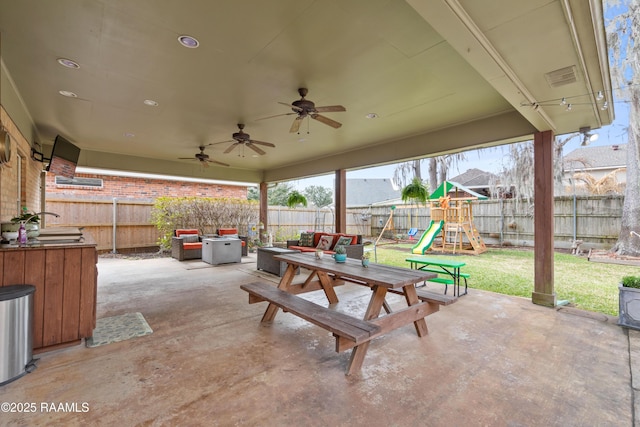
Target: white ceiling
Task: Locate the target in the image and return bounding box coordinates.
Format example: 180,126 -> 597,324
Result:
0,0 -> 613,184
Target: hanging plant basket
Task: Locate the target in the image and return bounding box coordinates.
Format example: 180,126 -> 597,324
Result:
286,191 -> 308,209
401,178 -> 428,205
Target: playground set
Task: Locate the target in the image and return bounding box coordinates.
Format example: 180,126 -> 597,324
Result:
371,181 -> 487,257
412,181 -> 487,255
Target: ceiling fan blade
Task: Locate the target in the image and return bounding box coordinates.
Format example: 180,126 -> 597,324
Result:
247,144 -> 266,155
290,117 -> 303,133
256,112 -> 296,121
249,140 -> 275,148
278,101 -> 303,112
178,157 -> 195,160
208,139 -> 234,146
312,114 -> 342,129
207,159 -> 230,167
224,143 -> 239,154
314,105 -> 346,113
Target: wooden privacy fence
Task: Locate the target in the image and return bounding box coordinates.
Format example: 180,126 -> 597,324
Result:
366,195 -> 624,249
46,198 -> 158,252
44,199 -> 371,252
45,195 -> 624,252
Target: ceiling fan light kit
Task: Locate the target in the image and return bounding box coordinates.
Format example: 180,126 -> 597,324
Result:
178,145 -> 229,167
260,88 -> 346,133
210,123 -> 276,157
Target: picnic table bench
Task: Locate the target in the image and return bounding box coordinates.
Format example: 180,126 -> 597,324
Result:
241,281 -> 380,346
406,256 -> 469,297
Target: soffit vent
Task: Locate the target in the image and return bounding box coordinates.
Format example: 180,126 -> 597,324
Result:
544,65 -> 578,88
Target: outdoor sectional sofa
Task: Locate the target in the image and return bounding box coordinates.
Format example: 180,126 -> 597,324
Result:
287,232 -> 364,259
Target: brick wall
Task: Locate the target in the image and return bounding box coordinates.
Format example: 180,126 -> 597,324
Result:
45,173 -> 248,200
1,106 -> 44,221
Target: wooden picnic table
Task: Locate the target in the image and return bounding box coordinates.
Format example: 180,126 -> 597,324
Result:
405,256 -> 468,296
241,252 -> 458,375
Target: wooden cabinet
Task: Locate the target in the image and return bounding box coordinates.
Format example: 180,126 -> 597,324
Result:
0,237 -> 97,352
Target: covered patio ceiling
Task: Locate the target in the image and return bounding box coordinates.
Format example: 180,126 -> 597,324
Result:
0,0 -> 612,184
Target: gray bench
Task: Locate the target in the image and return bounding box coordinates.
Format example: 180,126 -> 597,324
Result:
241,281 -> 380,345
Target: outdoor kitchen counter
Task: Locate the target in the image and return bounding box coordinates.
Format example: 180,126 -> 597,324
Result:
0,234 -> 98,353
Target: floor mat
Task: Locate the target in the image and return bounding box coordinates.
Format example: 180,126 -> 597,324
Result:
86,312 -> 153,348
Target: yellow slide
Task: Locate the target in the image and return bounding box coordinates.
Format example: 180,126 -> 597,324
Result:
411,220 -> 444,254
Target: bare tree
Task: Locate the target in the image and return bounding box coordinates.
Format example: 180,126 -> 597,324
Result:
607,0 -> 640,256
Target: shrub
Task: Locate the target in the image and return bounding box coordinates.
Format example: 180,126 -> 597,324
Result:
622,276 -> 640,289
150,197 -> 258,250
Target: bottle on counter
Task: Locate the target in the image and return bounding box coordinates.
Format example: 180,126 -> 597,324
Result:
18,221 -> 28,245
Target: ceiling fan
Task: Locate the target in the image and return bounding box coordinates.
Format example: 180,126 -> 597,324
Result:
178,145 -> 230,167
211,123 -> 275,156
259,88 -> 346,133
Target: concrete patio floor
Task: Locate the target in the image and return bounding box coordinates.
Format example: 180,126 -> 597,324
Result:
1,253 -> 637,426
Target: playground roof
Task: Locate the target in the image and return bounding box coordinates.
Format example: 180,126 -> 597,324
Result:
429,181 -> 488,201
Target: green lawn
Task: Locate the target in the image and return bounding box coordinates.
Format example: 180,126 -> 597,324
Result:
371,244 -> 639,316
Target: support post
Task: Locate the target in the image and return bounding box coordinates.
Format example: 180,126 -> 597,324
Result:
532,130 -> 556,307
259,182 -> 268,244
335,169 -> 346,233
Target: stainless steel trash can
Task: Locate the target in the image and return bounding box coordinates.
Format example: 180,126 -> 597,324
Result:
0,285 -> 37,386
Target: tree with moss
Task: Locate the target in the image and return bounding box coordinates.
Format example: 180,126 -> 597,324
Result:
606,0 -> 640,256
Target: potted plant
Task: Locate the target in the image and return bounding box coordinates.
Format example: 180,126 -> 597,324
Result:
401,178 -> 428,205
619,275 -> 640,330
286,191 -> 308,209
315,248 -> 324,260
333,245 -> 347,263
401,178 -> 428,229
1,210 -> 41,238
361,252 -> 370,267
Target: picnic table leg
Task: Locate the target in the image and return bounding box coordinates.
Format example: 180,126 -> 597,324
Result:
402,284 -> 429,336
316,271 -> 339,304
345,285 -> 388,374
261,264 -> 297,322
346,341 -> 371,375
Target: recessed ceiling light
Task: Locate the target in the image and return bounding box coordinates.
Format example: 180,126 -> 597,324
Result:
57,58 -> 80,69
124,132 -> 135,138
58,90 -> 78,98
143,99 -> 158,107
366,113 -> 379,119
178,35 -> 199,48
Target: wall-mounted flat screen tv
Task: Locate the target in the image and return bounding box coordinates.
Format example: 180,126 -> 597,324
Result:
47,135 -> 80,179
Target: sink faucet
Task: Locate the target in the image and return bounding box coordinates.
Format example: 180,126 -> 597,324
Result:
22,211 -> 60,224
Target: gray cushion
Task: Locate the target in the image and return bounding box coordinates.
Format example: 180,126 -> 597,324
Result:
181,234 -> 200,243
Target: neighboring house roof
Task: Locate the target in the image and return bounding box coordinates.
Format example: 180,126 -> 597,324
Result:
563,144 -> 627,171
448,168 -> 500,187
429,181 -> 488,200
347,179 -> 401,207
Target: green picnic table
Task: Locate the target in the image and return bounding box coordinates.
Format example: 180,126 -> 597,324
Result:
405,256 -> 469,297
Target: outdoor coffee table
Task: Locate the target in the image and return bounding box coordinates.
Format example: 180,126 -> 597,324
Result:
256,247 -> 300,276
